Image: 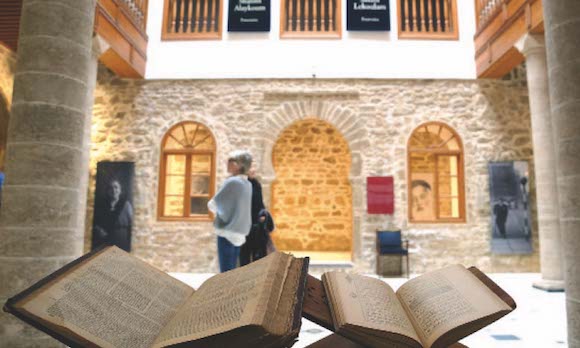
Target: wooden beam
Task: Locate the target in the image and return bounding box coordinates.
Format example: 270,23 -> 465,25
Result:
99,48 -> 143,79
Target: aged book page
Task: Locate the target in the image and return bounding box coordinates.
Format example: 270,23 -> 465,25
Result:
152,252 -> 294,347
322,272 -> 421,344
20,247 -> 194,348
396,265 -> 512,348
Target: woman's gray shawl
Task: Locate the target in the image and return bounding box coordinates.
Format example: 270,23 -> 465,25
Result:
208,175 -> 252,246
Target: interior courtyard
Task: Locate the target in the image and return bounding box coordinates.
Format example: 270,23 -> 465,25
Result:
0,0 -> 579,347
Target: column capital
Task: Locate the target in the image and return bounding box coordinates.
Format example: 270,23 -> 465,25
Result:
92,34 -> 110,59
515,33 -> 546,57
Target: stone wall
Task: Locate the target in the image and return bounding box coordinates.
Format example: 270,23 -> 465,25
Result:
90,68 -> 538,274
272,119 -> 352,253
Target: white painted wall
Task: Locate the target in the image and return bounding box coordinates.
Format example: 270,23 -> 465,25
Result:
145,0 -> 477,79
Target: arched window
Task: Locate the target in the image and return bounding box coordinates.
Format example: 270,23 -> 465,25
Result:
158,121 -> 216,220
408,122 -> 465,223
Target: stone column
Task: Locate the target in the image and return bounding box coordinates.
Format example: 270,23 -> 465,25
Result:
514,34 -> 565,292
0,0 -> 97,346
542,1 -> 580,346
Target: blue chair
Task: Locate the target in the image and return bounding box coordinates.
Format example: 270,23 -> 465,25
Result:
376,230 -> 409,278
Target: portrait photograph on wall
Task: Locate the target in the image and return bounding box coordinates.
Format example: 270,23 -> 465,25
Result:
91,161 -> 135,252
410,172 -> 436,221
488,161 -> 533,254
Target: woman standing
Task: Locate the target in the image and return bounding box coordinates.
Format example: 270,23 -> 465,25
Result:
240,168 -> 275,266
208,150 -> 253,272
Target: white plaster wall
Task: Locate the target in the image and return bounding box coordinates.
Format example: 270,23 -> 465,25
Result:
145,0 -> 477,79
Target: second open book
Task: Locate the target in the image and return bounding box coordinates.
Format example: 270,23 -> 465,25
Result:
321,266 -> 515,348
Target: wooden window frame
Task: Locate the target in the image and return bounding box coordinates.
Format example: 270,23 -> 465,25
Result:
161,0 -> 223,40
280,0 -> 342,39
158,122 -> 217,221
407,122 -> 466,223
397,0 -> 459,40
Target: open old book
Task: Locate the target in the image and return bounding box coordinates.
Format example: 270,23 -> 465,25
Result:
4,246 -> 309,348
321,265 -> 516,348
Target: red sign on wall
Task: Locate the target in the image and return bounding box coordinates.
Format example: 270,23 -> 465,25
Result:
367,176 -> 394,214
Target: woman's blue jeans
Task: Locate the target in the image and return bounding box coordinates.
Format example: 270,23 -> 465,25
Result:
217,236 -> 240,272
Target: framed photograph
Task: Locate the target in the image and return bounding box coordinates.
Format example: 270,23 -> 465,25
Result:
91,162 -> 135,252
488,161 -> 532,254
410,173 -> 436,222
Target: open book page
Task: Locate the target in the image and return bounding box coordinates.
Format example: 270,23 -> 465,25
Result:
322,272 -> 421,344
152,252 -> 293,347
20,247 -> 194,348
396,265 -> 512,348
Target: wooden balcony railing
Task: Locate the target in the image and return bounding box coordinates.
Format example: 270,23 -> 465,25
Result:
474,0 -> 544,78
162,0 -> 223,40
280,0 -> 341,38
475,0 -> 501,30
398,0 -> 458,40
119,0 -> 149,31
95,0 -> 149,77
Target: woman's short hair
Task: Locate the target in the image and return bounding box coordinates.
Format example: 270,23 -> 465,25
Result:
228,150 -> 253,174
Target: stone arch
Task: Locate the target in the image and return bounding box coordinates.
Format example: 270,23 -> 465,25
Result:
261,101 -> 368,262
261,100 -> 368,181
151,111 -> 232,179
0,89 -> 9,170
271,119 -> 353,259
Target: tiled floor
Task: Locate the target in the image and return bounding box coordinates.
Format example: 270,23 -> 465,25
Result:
171,272 -> 567,348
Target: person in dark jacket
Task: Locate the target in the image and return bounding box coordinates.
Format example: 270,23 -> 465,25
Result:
240,169 -> 275,266
493,198 -> 509,239
92,180 -> 133,251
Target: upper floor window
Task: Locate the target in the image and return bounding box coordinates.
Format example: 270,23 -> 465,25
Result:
408,122 -> 465,223
280,0 -> 342,38
159,122 -> 216,220
397,0 -> 458,40
162,0 -> 222,40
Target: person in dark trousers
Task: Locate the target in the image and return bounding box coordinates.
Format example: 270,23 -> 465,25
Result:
493,198 -> 509,238
208,151 -> 253,273
240,169 -> 275,266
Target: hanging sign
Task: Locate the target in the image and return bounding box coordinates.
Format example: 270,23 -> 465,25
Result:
228,0 -> 270,32
367,176 -> 394,214
347,0 -> 390,31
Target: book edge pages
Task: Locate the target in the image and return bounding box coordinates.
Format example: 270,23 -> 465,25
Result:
151,252 -> 304,347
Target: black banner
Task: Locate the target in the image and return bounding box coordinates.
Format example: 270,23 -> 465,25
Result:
347,0 -> 390,31
228,0 -> 270,32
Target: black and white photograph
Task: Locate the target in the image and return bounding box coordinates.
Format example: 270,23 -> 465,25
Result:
91,161 -> 135,252
488,161 -> 533,254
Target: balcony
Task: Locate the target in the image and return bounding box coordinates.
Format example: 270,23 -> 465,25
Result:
95,0 -> 149,77
0,0 -> 148,78
474,0 -> 544,78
